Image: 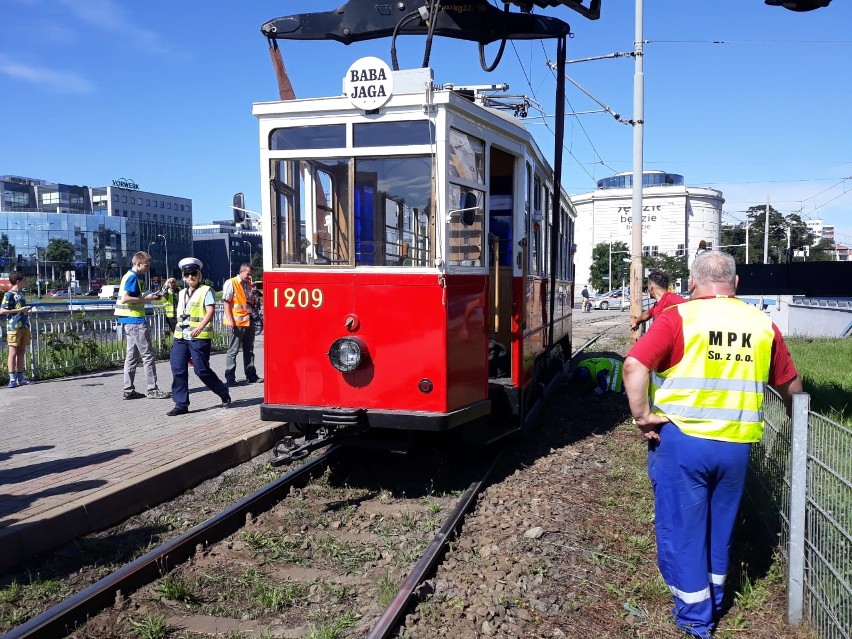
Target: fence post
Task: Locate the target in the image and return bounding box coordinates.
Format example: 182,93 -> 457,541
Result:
787,391 -> 809,625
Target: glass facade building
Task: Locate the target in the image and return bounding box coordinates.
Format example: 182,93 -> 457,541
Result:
1,175 -> 193,285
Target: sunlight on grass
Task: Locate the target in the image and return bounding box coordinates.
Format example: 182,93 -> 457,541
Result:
786,337 -> 852,424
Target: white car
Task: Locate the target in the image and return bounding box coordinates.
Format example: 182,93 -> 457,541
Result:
591,295 -> 627,311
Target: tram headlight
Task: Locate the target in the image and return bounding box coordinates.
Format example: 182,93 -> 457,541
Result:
328,337 -> 368,373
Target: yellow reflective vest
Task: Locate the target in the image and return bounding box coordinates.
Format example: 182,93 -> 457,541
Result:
650,297 -> 775,443
174,285 -> 214,340
576,357 -> 624,393
114,270 -> 145,319
162,288 -> 178,319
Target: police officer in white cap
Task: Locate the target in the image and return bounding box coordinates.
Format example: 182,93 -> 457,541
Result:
167,257 -> 231,416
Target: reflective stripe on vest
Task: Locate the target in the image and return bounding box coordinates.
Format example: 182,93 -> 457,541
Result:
114,271 -> 145,318
224,276 -> 251,327
174,285 -> 213,340
163,289 -> 177,318
649,297 -> 774,443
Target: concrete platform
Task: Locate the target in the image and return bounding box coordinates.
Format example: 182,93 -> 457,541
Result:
0,337 -> 283,572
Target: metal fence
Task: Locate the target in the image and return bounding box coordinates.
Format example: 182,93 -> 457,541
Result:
748,389 -> 852,639
2,304 -> 229,381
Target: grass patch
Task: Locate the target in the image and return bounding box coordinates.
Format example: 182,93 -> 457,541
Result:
786,337 -> 852,424
128,613 -> 168,639
305,611 -> 359,639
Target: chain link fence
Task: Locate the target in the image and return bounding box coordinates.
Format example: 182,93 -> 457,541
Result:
748,388 -> 852,639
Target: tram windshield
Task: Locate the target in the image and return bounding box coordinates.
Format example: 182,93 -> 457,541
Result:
271,155 -> 435,268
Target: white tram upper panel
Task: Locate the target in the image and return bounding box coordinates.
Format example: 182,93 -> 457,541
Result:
253,64 -> 574,277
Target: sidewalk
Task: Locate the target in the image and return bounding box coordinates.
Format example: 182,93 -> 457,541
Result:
0,338 -> 282,571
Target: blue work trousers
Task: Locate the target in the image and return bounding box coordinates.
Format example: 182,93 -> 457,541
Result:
170,338 -> 229,409
648,423 -> 751,638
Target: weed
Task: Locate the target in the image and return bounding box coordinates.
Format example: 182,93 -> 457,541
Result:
128,613 -> 168,639
734,566 -> 769,611
626,533 -> 654,552
420,497 -> 442,514
305,611 -> 359,639
377,573 -> 398,608
154,575 -> 197,604
321,580 -> 354,602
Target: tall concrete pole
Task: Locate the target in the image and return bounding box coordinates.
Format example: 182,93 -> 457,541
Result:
630,0 -> 645,339
764,198 -> 770,264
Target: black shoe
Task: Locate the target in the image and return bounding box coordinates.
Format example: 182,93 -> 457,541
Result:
247,376 -> 263,384
167,406 -> 189,416
123,390 -> 146,400
225,378 -> 237,387
220,395 -> 232,408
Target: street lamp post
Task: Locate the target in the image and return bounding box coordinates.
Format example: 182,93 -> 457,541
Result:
157,234 -> 168,280
609,249 -> 630,295
147,240 -> 157,289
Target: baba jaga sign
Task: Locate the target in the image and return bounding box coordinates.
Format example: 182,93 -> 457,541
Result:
344,57 -> 393,110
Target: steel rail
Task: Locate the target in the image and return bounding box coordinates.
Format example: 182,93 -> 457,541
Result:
6,447 -> 339,639
367,446 -> 506,639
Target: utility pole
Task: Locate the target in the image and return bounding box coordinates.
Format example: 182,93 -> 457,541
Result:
763,198 -> 770,264
629,0 -> 645,339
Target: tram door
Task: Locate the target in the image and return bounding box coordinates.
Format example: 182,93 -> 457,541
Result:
488,148 -> 515,379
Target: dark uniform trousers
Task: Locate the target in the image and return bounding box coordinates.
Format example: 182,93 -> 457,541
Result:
170,338 -> 229,409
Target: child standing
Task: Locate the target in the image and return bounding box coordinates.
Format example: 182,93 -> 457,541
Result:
1,272 -> 33,388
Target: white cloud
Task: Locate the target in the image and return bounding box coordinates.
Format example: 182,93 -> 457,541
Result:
56,0 -> 167,54
0,54 -> 95,94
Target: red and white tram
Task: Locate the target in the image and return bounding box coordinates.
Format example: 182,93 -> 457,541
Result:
255,62 -> 576,455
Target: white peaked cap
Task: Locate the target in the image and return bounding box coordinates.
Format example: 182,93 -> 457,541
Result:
178,257 -> 203,271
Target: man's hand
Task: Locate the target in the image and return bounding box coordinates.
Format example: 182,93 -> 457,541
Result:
633,412 -> 669,441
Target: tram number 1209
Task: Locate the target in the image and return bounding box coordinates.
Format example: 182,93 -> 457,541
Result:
276,287 -> 324,309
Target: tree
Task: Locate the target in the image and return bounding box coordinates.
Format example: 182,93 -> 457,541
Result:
251,251 -> 263,280
588,241 -> 628,292
720,205 -> 813,264
44,238 -> 75,273
805,238 -> 836,262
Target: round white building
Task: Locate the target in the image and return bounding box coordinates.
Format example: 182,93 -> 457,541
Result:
570,170 -> 724,292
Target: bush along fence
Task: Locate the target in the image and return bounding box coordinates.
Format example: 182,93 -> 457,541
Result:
1,305 -> 230,384
749,388 -> 852,639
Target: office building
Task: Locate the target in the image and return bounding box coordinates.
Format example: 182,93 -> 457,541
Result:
1,175 -> 193,286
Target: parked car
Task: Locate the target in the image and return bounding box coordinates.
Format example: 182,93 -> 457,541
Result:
85,288 -> 101,296
48,289 -> 69,297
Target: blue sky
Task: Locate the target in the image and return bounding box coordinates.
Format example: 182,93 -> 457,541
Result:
2,0 -> 850,246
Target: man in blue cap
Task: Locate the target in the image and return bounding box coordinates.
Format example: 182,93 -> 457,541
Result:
167,257 -> 231,416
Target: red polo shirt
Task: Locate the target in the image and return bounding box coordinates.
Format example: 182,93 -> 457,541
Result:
647,290 -> 687,320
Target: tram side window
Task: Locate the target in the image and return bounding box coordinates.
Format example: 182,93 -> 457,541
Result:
447,184 -> 484,267
447,129 -> 485,268
271,158 -> 350,266
531,175 -> 543,275
354,156 -> 433,266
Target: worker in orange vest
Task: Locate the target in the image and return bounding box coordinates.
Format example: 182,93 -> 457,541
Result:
223,263 -> 261,385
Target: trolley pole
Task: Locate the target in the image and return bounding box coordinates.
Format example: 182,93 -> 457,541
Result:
629,0 -> 645,340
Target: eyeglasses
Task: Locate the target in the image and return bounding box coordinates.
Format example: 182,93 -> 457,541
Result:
182,270 -> 199,277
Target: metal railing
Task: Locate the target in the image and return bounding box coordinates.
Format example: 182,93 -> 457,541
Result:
2,304 -> 229,381
748,389 -> 852,639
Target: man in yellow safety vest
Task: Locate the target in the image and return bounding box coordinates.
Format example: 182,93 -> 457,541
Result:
623,251 -> 802,638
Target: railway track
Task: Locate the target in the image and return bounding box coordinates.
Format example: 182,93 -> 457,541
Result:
7,441 -> 504,639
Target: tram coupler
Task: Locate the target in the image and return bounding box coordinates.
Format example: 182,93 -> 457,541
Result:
270,434 -> 328,466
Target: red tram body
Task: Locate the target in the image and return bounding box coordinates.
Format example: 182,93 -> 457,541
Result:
255,65 -> 575,438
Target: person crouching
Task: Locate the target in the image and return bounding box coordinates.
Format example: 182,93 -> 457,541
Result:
167,257 -> 231,416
